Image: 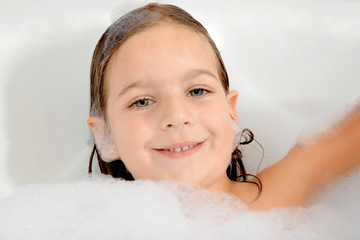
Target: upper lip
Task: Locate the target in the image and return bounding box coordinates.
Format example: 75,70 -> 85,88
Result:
154,141 -> 203,150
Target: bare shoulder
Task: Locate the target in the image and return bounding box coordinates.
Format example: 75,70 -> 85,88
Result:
249,156 -> 309,210
230,103 -> 360,210
230,150 -> 311,211
246,103 -> 360,210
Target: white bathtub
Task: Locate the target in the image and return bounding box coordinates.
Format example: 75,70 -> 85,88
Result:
1,0 -> 360,190
1,0 -> 360,238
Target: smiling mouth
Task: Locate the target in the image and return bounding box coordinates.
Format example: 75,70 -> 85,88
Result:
154,141 -> 204,158
163,143 -> 198,152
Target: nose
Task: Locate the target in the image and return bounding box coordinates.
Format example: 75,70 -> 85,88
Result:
159,97 -> 194,130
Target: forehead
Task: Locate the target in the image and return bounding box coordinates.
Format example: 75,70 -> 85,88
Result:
105,22 -> 219,83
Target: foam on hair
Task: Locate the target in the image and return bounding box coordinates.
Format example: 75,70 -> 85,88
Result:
103,5 -> 163,62
232,119 -> 243,152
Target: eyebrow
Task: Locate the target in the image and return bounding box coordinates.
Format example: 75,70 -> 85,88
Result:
184,69 -> 218,83
117,68 -> 218,98
118,79 -> 152,97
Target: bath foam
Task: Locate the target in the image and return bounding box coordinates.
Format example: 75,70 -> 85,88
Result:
296,99 -> 360,147
0,169 -> 360,239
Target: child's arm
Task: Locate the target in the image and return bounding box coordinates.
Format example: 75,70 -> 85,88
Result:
250,102 -> 360,210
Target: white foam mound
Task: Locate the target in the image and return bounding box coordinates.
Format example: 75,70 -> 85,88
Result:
1,169 -> 360,239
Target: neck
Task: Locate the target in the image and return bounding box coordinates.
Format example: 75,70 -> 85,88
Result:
205,173 -> 234,195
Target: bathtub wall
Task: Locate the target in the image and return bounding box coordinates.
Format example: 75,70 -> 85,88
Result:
1,0 -> 360,198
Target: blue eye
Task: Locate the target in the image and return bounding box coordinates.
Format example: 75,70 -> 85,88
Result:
132,98 -> 154,108
188,88 -> 208,97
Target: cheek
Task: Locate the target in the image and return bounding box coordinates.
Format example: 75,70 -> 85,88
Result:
201,98 -> 233,145
109,114 -> 150,160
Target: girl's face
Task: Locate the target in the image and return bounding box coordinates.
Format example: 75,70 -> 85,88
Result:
104,23 -> 238,192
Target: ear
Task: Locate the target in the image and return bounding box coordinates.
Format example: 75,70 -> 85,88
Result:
226,90 -> 239,122
87,117 -> 120,161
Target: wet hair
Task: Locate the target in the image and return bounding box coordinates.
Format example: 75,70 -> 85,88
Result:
88,3 -> 262,198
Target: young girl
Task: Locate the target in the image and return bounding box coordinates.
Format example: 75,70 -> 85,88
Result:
87,3 -> 360,210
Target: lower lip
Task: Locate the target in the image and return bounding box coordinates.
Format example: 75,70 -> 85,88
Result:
154,142 -> 203,159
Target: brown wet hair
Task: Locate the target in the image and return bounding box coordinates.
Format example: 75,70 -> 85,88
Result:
88,3 -> 262,199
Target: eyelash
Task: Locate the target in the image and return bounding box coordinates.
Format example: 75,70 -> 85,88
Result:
187,87 -> 210,97
128,87 -> 211,109
129,97 -> 154,108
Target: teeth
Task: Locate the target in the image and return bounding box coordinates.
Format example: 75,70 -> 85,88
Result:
164,143 -> 198,152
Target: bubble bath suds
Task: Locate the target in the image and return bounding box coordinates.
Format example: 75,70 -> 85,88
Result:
1,169 -> 360,239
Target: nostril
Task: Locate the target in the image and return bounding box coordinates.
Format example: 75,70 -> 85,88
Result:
164,121 -> 190,129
